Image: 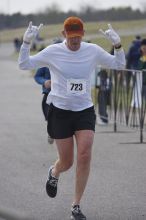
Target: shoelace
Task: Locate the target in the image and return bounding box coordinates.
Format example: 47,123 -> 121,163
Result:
49,177 -> 58,187
72,205 -> 82,214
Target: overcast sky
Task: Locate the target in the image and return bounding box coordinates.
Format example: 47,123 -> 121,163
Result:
0,0 -> 145,14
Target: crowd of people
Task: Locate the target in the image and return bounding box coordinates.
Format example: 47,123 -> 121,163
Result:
96,34 -> 146,125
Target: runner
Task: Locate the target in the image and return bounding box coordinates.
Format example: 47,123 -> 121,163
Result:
18,16 -> 125,220
34,66 -> 54,144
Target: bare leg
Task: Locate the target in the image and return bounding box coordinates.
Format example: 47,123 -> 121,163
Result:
73,130 -> 94,205
51,137 -> 74,178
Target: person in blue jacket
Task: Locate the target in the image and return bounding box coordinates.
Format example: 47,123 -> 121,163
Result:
34,67 -> 54,144
126,35 -> 141,70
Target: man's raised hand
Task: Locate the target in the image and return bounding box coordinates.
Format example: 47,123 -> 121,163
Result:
99,24 -> 121,46
23,21 -> 43,44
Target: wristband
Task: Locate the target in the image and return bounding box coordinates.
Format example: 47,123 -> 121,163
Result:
23,41 -> 31,44
114,44 -> 122,49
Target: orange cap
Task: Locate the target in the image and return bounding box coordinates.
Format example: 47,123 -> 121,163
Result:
64,17 -> 84,38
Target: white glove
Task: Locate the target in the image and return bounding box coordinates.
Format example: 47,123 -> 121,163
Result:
99,24 -> 121,45
23,21 -> 43,44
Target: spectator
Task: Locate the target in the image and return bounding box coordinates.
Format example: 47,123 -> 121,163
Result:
13,37 -> 21,52
131,39 -> 146,108
137,39 -> 146,99
126,35 -> 141,70
96,69 -> 112,125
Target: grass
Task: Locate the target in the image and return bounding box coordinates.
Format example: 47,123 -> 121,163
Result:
84,19 -> 146,51
1,19 -> 146,53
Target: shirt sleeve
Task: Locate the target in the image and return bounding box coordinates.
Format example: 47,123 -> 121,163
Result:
18,43 -> 50,70
95,45 -> 126,70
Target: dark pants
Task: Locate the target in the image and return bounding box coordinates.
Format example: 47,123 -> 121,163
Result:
42,93 -> 50,121
142,85 -> 146,100
98,90 -> 110,123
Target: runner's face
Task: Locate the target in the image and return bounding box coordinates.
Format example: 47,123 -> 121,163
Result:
62,31 -> 82,51
66,36 -> 82,51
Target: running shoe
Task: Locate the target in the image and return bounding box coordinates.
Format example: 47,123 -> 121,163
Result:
71,205 -> 86,220
46,166 -> 58,198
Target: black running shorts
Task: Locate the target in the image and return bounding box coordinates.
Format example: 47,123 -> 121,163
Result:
47,104 -> 96,139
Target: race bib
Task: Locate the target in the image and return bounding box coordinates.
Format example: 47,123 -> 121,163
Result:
67,79 -> 86,95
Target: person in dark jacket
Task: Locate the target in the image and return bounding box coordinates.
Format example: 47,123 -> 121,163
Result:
125,36 -> 141,91
34,67 -> 54,144
131,38 -> 146,108
126,35 -> 141,70
96,69 -> 112,124
137,39 -> 146,99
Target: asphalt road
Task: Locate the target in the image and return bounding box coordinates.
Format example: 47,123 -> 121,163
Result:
0,43 -> 146,220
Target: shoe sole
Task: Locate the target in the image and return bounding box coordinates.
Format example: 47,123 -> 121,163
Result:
70,215 -> 86,220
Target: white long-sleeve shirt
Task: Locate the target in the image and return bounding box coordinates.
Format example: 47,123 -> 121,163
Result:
18,40 -> 126,111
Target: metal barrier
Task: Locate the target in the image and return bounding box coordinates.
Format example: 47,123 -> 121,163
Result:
94,68 -> 146,143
